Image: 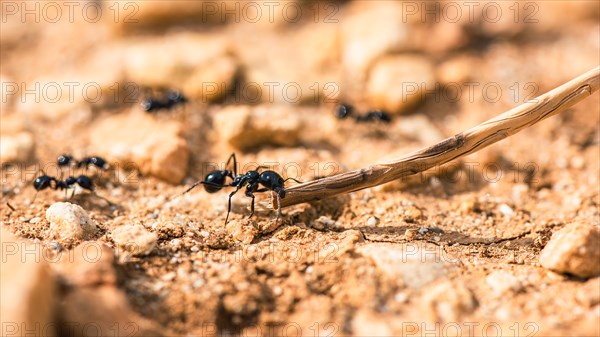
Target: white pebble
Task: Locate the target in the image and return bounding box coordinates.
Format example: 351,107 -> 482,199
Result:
418,227 -> 429,234
486,271 -> 523,295
112,224 -> 157,256
46,202 -> 97,241
366,216 -> 379,226
498,204 -> 514,216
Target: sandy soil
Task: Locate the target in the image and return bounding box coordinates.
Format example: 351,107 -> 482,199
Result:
1,1 -> 599,336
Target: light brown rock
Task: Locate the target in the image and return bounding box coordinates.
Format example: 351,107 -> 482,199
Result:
0,132 -> 35,165
15,61 -> 124,121
123,32 -> 235,101
111,224 -> 158,256
109,1 -> 227,33
234,22 -> 340,104
352,309 -> 394,337
60,286 -> 162,337
357,242 -> 457,289
226,219 -> 258,245
46,202 -> 98,243
1,229 -> 57,337
183,56 -> 238,102
54,242 -> 116,287
366,55 -> 436,114
340,1 -> 411,101
421,280 -> 476,322
212,105 -> 303,151
486,271 -> 523,296
90,113 -> 189,183
540,222 -> 600,278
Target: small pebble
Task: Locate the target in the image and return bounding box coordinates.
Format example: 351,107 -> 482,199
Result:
486,271 -> 523,295
162,272 -> 176,282
394,292 -> 409,303
366,216 -> 379,226
418,227 -> 429,235
46,202 -> 97,242
313,216 -> 335,230
29,217 -> 41,224
498,204 -> 514,216
111,224 -> 158,256
405,229 -> 417,240
540,222 -> 600,278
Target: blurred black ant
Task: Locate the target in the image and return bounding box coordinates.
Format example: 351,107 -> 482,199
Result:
356,109 -> 391,123
179,153 -> 301,224
77,156 -> 109,170
33,173 -> 112,205
142,90 -> 187,112
335,104 -> 391,124
57,154 -> 109,170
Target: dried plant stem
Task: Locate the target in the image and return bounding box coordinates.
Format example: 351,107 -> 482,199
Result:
276,66 -> 600,209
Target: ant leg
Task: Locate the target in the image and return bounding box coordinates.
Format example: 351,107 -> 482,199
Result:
244,190 -> 256,219
170,180 -> 223,201
93,192 -> 114,206
70,188 -> 76,199
254,165 -> 269,172
226,153 -> 238,176
182,180 -> 203,194
283,177 -> 302,184
225,186 -> 242,225
32,191 -> 39,203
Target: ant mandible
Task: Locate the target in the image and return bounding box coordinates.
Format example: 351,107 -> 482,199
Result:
181,153 -> 301,225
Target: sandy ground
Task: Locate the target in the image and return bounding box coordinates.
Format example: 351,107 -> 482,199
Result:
1,1 -> 599,336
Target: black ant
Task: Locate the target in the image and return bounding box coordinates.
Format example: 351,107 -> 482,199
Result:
77,156 -> 109,170
180,153 -> 301,224
335,104 -> 391,123
57,154 -> 109,170
33,174 -> 113,205
142,90 -> 187,112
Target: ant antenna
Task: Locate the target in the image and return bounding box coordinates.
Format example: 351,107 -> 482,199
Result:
283,177 -> 302,184
225,153 -> 238,176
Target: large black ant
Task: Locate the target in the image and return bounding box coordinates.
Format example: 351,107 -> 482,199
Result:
32,174 -> 112,205
335,104 -> 391,123
180,153 -> 301,224
142,90 -> 187,112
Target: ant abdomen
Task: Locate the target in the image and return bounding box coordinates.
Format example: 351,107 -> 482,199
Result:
202,171 -> 228,193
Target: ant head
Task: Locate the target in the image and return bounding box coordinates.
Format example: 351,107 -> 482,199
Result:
202,171 -> 228,193
33,175 -> 55,191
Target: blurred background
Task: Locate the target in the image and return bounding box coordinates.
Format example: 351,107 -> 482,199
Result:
1,1 -> 599,336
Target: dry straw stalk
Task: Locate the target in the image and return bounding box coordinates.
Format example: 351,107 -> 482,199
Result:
276,66 -> 600,209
